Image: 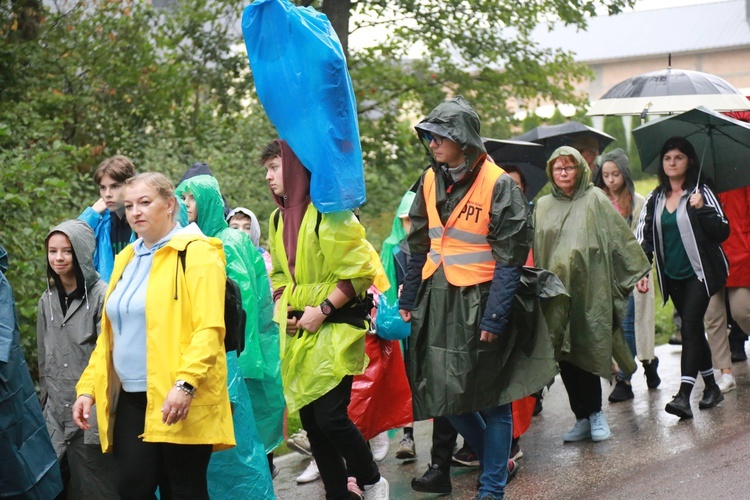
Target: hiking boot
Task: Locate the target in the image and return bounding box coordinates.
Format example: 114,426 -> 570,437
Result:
395,435 -> 416,460
563,418 -> 591,442
665,393 -> 693,419
411,464 -> 451,494
589,411 -> 611,442
642,357 -> 661,389
699,384 -> 724,409
452,443 -> 480,467
608,378 -> 634,403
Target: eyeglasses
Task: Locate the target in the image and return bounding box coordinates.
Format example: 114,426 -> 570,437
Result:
422,132 -> 445,146
552,166 -> 577,176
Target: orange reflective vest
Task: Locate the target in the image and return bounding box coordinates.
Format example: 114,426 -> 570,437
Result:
422,160 -> 504,286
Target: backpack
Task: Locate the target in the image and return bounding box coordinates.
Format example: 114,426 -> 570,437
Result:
178,242 -> 246,355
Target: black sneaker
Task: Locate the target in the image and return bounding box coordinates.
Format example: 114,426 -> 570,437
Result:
665,393 -> 693,419
642,357 -> 661,389
699,384 -> 724,409
608,378 -> 634,403
411,464 -> 451,494
452,444 -> 480,467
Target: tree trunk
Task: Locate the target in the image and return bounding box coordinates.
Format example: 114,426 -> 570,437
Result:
321,0 -> 351,58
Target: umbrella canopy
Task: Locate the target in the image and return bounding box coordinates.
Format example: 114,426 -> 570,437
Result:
512,122 -> 615,157
632,106 -> 750,193
483,138 -> 548,199
588,68 -> 750,117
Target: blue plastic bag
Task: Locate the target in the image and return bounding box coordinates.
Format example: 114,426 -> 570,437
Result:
375,294 -> 411,341
242,0 -> 366,213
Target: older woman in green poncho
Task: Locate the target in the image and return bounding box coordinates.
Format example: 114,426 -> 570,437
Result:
533,146 -> 650,444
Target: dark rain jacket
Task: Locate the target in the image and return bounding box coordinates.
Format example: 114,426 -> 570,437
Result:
175,175 -> 285,457
37,220 -> 108,457
1,245 -> 63,499
401,97 -> 562,419
534,147 -> 650,378
635,181 -> 729,302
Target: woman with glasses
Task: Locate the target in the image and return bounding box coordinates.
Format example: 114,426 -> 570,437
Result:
533,146 -> 650,443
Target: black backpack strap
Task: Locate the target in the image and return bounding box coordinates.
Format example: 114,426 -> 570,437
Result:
175,241 -> 194,299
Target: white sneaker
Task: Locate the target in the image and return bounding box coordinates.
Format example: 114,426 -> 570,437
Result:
363,477 -> 389,500
287,429 -> 312,456
296,459 -> 320,484
718,373 -> 737,393
370,431 -> 390,462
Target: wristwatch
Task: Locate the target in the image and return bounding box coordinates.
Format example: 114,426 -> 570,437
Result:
320,298 -> 336,316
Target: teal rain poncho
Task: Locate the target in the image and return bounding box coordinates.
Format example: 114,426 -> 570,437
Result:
379,191 -> 415,303
533,147 -> 651,378
176,176 -> 282,497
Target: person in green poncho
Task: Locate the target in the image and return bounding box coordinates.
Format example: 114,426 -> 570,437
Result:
533,146 -> 650,443
260,139 -> 389,499
176,174 -> 282,498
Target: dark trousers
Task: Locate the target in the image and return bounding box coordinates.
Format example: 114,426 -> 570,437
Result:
299,376 -> 379,500
666,275 -> 713,378
431,416 -> 458,471
559,361 -> 602,420
113,390 -> 212,500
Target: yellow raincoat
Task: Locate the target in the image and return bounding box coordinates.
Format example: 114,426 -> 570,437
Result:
270,206 -> 376,413
76,232 -> 235,452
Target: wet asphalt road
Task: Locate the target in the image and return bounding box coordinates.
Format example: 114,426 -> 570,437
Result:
272,343 -> 750,499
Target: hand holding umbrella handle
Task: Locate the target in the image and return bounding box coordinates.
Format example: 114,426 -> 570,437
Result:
688,191 -> 704,209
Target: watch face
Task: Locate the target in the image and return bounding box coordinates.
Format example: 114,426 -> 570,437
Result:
321,303 -> 332,315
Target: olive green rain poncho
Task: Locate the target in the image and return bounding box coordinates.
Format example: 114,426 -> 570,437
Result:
404,96 -> 566,420
533,147 -> 651,378
175,175 -> 285,458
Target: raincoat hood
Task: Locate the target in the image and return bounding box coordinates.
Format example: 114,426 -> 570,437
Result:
546,146 -> 592,200
380,191 -> 416,302
46,219 -> 99,289
175,175 -> 228,238
597,148 -> 637,216
226,207 -> 261,247
415,96 -> 486,170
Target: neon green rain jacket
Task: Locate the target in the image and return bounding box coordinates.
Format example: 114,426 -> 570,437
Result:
269,206 -> 376,413
533,147 -> 650,378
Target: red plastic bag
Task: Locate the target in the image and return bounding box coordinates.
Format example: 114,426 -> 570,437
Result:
348,335 -> 413,441
512,396 -> 536,439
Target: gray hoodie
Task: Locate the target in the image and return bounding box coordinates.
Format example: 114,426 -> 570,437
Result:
37,219 -> 108,454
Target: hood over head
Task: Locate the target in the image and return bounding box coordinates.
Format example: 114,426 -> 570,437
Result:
226,207 -> 261,247
415,96 -> 486,170
46,219 -> 99,290
598,148 -> 635,195
546,146 -> 592,200
175,175 -> 228,238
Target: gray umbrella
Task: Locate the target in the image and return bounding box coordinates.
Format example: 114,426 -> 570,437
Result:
632,106 -> 750,193
588,67 -> 750,117
483,138 -> 548,199
512,121 -> 615,157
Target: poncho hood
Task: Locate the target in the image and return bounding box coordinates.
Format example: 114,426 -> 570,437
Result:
415,96 -> 486,170
175,175 -> 227,238
380,191 -> 416,302
46,219 -> 99,290
546,146 -> 592,201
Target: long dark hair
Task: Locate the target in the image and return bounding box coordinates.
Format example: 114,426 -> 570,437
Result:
657,136 -> 700,193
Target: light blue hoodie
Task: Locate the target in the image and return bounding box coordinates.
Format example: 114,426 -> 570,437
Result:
108,224 -> 182,392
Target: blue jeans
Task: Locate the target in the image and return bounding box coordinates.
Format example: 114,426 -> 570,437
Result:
446,404 -> 512,498
619,294 -> 636,381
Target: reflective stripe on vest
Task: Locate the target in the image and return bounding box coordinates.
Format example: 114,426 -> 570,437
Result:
421,160 -> 504,286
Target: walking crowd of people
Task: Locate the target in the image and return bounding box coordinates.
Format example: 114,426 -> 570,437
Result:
3,93 -> 750,500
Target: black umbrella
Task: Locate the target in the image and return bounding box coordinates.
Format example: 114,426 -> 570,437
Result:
588,67 -> 750,117
511,122 -> 615,157
632,106 -> 750,193
483,138 -> 548,199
